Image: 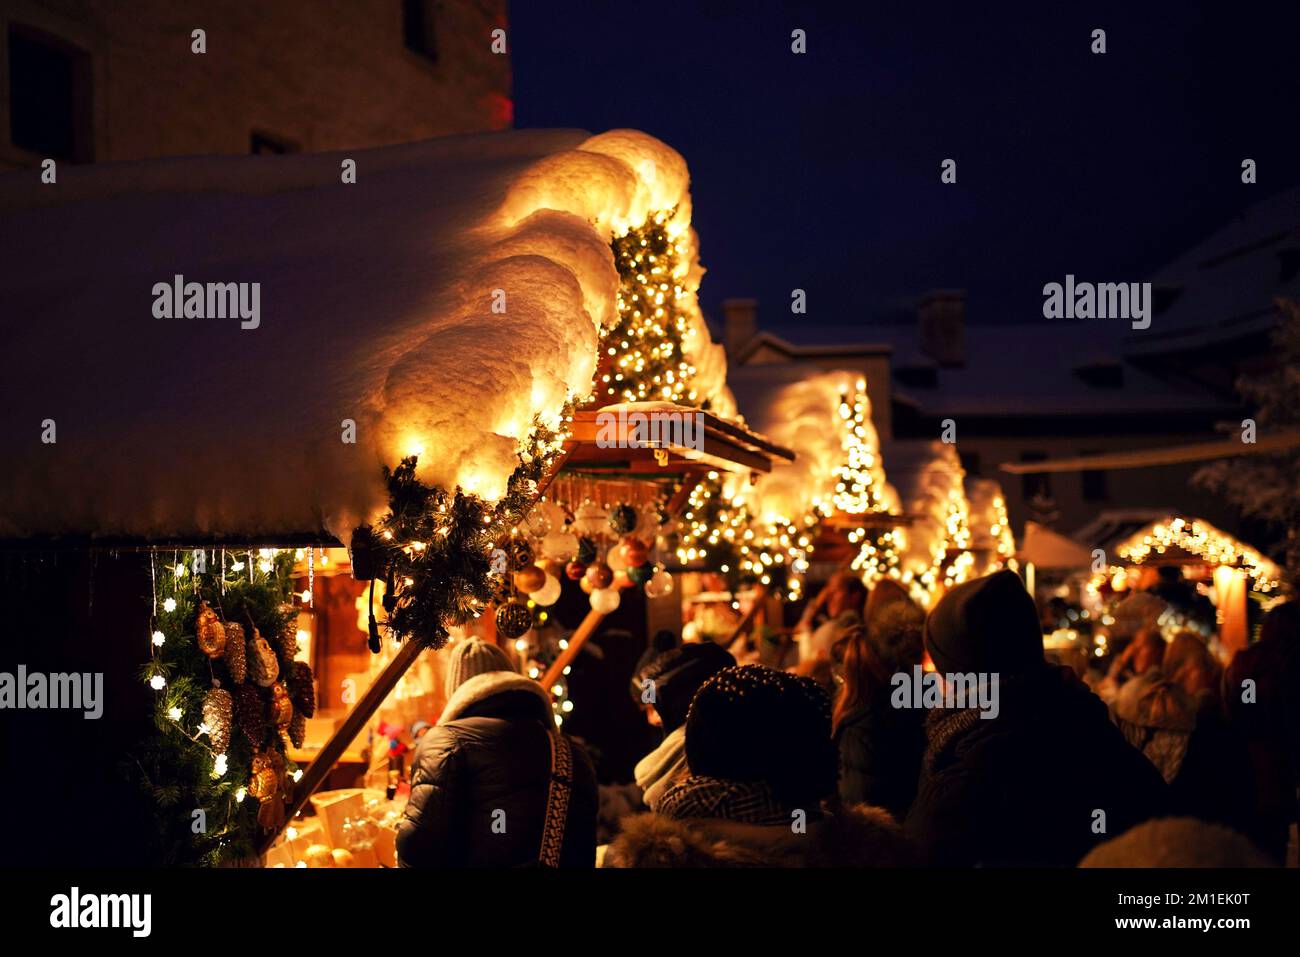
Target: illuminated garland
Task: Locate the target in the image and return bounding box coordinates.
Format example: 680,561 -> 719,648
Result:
132,548 -> 301,866
601,210 -> 701,405
1089,516 -> 1281,593
833,383 -> 886,515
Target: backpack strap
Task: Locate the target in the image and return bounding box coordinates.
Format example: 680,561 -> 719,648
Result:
539,729 -> 573,868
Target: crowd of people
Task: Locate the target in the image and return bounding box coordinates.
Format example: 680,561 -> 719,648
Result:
395,569 -> 1300,868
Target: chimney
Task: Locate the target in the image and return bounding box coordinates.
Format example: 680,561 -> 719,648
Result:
723,298 -> 758,360
917,290 -> 966,367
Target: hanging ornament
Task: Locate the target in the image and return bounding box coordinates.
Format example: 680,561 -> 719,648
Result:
248,627 -> 280,687
513,564 -> 547,593
495,601 -> 533,640
507,538 -> 535,572
249,749 -> 280,801
564,561 -> 587,581
644,568 -> 675,599
613,570 -> 634,590
528,574 -> 563,607
628,563 -> 653,585
577,537 -> 598,565
607,544 -> 631,574
277,623 -> 300,665
585,563 -> 614,590
622,536 -> 650,567
524,506 -> 553,539
590,587 -> 621,614
288,711 -> 307,748
574,503 -> 607,538
222,622 -> 247,683
195,601 -> 227,659
287,661 -> 316,718
270,681 -> 293,730
541,531 -> 580,562
202,685 -> 233,754
609,503 -> 638,535
233,683 -> 266,746
579,575 -> 594,595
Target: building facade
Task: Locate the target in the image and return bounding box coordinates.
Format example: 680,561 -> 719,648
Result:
1,0 -> 510,168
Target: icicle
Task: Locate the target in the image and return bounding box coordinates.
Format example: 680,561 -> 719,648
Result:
308,548 -> 315,610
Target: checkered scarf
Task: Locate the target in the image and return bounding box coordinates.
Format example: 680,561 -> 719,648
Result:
656,774 -> 794,826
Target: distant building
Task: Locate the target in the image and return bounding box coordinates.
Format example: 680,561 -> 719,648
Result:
1,0 -> 510,168
726,188 -> 1300,536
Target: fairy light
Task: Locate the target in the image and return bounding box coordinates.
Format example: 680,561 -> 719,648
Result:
1088,516 -> 1280,593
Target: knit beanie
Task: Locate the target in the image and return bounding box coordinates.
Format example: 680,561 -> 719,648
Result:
923,569 -> 1043,676
685,664 -> 837,808
636,641 -> 736,733
444,638 -> 515,697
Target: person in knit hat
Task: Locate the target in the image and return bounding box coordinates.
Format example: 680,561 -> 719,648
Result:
397,637 -> 597,868
904,570 -> 1168,866
604,665 -> 912,867
630,641 -> 735,811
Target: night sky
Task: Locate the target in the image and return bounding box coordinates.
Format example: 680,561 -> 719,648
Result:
512,1 -> 1300,336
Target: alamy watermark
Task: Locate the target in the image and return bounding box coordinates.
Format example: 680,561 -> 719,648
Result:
0,666 -> 103,719
891,665 -> 1000,719
595,408 -> 704,452
1042,274 -> 1151,330
152,274 -> 260,330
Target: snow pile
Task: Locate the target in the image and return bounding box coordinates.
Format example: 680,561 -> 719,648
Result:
0,129 -> 700,541
740,370 -> 897,525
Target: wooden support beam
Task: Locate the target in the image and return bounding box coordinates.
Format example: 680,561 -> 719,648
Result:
541,607 -> 605,695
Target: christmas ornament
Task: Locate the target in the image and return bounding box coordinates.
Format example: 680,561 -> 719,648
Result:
574,503 -> 607,538
195,601 -> 227,659
644,568 -> 675,598
529,574 -> 562,607
287,661 -> 316,718
579,575 -> 594,595
276,623 -> 300,665
628,563 -> 653,585
577,537 -> 598,565
564,561 -> 587,581
590,587 -> 621,614
303,844 -> 335,867
270,681 -> 293,730
541,531 -> 580,562
248,627 -> 280,687
586,563 -> 614,589
288,711 -> 307,748
233,683 -> 266,746
613,570 -> 633,590
249,749 -> 280,801
514,564 -> 547,593
495,600 -> 532,640
506,538 -> 535,572
202,686 -> 233,754
330,847 -> 356,868
607,544 -> 630,573
222,622 -> 247,683
609,503 -> 638,535
622,536 -> 650,567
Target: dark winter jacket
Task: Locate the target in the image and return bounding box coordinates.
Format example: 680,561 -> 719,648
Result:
603,803 -> 913,867
904,665 -> 1167,867
835,694 -> 925,819
396,672 -> 597,868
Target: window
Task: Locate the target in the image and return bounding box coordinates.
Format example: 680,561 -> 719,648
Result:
1019,451 -> 1050,501
403,0 -> 438,62
250,131 -> 298,155
8,24 -> 93,162
1080,450 -> 1108,502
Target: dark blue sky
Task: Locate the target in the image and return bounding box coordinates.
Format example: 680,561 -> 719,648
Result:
510,1 -> 1300,336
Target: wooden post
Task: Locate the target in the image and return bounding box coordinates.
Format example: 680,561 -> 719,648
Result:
723,583 -> 768,646
541,608 -> 605,694
256,635 -> 426,856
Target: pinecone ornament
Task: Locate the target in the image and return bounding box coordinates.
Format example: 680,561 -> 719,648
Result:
277,623 -> 299,665
233,683 -> 265,746
195,601 -> 227,658
288,711 -> 307,748
248,627 -> 280,687
222,622 -> 247,683
201,685 -> 233,754
287,661 -> 316,718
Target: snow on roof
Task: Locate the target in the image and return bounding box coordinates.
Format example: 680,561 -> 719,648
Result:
0,129 -> 702,541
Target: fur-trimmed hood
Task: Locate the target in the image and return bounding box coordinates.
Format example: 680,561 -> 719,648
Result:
439,670 -> 551,725
603,804 -> 913,867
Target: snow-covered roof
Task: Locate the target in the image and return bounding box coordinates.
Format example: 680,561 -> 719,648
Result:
0,129 -> 711,541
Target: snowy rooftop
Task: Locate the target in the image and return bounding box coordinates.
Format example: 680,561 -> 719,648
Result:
0,129 -> 718,541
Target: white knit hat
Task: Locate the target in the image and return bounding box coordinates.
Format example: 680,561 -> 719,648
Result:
444,638 -> 515,697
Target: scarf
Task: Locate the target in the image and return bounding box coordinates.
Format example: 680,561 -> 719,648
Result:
634,725 -> 688,812
657,774 -> 796,826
